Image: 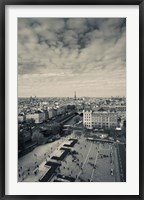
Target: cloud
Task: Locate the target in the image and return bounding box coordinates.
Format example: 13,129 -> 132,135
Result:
18,18 -> 126,97
66,18 -> 88,33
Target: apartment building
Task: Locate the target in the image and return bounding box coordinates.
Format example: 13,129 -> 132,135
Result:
26,111 -> 45,123
83,110 -> 118,129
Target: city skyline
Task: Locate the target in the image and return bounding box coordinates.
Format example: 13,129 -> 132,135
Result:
18,18 -> 126,97
18,94 -> 126,98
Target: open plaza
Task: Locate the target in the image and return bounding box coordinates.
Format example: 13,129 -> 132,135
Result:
18,129 -> 124,182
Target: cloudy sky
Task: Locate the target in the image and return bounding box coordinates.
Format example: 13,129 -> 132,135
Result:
18,18 -> 126,97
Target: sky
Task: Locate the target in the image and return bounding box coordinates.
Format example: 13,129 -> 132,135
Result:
18,18 -> 126,97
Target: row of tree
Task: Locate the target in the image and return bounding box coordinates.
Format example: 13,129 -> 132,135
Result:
18,114 -> 81,153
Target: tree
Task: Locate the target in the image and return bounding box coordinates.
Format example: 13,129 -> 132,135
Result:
32,129 -> 45,145
18,131 -> 25,151
122,120 -> 126,137
63,128 -> 71,136
51,122 -> 62,134
45,122 -> 62,136
74,115 -> 81,123
117,117 -> 121,127
26,118 -> 35,124
25,118 -> 35,136
67,105 -> 76,110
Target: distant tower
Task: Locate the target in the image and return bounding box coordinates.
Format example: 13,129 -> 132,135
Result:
74,91 -> 77,100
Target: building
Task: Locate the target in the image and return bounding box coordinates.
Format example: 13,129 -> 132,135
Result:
18,114 -> 26,123
83,110 -> 118,129
101,105 -> 126,112
43,110 -> 49,121
42,107 -> 49,121
83,110 -> 93,129
56,106 -> 66,116
26,111 -> 45,123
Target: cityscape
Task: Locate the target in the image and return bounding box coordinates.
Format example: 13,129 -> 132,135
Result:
18,18 -> 126,182
18,95 -> 126,182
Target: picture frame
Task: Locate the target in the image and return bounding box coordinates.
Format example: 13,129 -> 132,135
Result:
0,0 -> 143,199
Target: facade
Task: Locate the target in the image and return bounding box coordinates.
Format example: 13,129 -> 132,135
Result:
48,108 -> 56,119
57,106 -> 66,116
83,110 -> 93,129
101,105 -> 126,112
26,112 -> 45,123
83,110 -> 118,129
43,110 -> 49,121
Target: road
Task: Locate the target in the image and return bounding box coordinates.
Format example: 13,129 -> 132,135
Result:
64,115 -> 82,126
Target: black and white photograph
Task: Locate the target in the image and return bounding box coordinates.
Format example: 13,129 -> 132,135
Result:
18,18 -> 126,183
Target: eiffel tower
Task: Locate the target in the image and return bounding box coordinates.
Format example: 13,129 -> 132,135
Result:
74,91 -> 76,100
